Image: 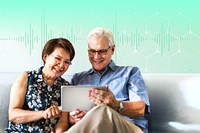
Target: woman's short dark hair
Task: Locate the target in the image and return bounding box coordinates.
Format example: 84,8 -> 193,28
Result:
42,38 -> 75,64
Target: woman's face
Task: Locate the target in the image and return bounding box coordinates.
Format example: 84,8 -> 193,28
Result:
43,47 -> 71,79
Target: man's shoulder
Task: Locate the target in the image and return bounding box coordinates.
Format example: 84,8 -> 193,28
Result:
113,66 -> 142,77
71,69 -> 93,85
116,65 -> 140,72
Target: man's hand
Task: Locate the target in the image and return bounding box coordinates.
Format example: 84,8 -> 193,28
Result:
88,88 -> 119,111
69,109 -> 87,125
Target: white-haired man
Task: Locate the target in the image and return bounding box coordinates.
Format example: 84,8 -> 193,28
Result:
66,27 -> 150,133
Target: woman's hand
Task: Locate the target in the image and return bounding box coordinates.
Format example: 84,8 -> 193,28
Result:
42,105 -> 61,119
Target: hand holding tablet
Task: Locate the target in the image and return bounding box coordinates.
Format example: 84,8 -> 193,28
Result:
61,85 -> 107,112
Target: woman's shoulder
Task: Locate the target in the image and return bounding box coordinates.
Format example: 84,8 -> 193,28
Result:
11,71 -> 28,89
17,71 -> 28,81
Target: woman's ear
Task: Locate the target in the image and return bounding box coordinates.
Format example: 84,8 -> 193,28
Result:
43,54 -> 48,63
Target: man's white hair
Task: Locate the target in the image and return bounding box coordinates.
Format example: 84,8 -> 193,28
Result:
87,27 -> 115,47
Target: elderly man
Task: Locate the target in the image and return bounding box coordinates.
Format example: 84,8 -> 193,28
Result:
66,27 -> 150,133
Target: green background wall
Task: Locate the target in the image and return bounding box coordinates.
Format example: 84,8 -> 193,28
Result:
0,0 -> 200,74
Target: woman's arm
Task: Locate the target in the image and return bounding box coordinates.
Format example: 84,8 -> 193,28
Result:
8,72 -> 45,124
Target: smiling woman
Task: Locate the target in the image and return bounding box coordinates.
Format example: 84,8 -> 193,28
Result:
5,38 -> 75,132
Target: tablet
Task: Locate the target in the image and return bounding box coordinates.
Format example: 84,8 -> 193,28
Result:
61,85 -> 107,112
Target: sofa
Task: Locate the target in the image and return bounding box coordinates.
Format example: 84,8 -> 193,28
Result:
1,73 -> 200,133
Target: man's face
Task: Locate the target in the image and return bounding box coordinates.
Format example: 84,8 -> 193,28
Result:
88,35 -> 114,73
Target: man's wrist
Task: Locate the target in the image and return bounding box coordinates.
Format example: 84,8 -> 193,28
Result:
117,101 -> 124,113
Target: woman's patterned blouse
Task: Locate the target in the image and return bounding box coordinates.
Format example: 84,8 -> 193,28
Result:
5,66 -> 69,132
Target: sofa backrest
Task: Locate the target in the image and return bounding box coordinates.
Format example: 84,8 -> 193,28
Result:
144,74 -> 200,133
0,73 -> 18,132
1,73 -> 200,133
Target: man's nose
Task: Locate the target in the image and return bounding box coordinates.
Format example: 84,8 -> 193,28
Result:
93,52 -> 101,58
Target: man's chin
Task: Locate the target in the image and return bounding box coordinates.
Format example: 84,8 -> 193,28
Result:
93,67 -> 105,73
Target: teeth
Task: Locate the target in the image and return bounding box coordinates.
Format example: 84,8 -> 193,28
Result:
54,67 -> 63,72
94,60 -> 102,63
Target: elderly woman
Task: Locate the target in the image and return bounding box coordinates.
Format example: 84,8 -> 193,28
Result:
5,38 -> 75,132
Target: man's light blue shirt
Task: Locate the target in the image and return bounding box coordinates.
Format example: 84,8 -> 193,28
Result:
71,61 -> 150,133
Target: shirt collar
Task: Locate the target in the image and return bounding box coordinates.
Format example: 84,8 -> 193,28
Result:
109,60 -> 117,71
88,60 -> 117,74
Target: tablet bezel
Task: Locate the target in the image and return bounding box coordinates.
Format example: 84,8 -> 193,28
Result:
61,85 -> 107,112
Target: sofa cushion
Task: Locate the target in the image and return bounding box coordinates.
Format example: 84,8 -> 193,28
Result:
0,84 -> 12,132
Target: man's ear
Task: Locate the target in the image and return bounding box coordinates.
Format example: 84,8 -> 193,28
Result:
111,45 -> 115,54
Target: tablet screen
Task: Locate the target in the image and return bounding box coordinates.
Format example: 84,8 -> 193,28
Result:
61,85 -> 106,112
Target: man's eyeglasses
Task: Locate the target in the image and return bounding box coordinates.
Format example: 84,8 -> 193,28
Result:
88,47 -> 111,56
51,55 -> 72,66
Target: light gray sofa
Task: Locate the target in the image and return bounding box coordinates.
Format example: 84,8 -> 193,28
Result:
1,73 -> 200,133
